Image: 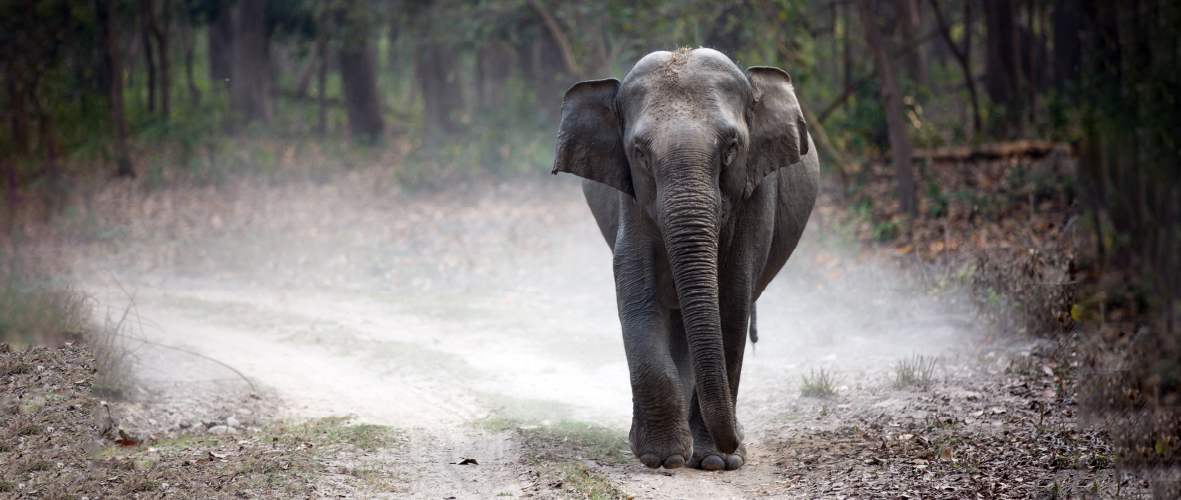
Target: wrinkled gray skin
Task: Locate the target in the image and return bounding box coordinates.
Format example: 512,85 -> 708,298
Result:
551,49 -> 819,471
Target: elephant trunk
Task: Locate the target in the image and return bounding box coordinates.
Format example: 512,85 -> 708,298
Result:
657,160 -> 739,455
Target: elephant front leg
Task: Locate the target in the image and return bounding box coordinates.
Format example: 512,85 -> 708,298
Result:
621,310 -> 694,469
614,246 -> 694,468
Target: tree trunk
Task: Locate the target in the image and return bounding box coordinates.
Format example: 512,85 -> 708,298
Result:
140,0 -> 157,113
476,41 -> 513,110
339,41 -> 386,144
184,16 -> 200,103
416,42 -> 465,139
39,115 -> 62,205
151,0 -> 171,119
294,51 -> 318,98
985,0 -> 1021,132
230,0 -> 272,125
208,5 -> 234,87
844,1 -> 853,89
7,78 -> 30,157
860,0 -> 916,219
107,0 -> 134,177
317,35 -> 327,136
528,25 -> 572,124
903,0 -> 929,86
1025,0 -> 1036,126
1051,0 -> 1082,89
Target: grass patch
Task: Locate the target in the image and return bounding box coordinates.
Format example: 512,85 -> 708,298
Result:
800,367 -> 840,398
894,353 -> 939,389
547,461 -> 632,500
481,416 -> 631,465
264,416 -> 404,452
478,415 -> 633,499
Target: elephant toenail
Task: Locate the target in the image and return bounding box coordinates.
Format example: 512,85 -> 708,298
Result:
640,453 -> 661,468
663,454 -> 684,469
725,455 -> 744,470
701,455 -> 725,471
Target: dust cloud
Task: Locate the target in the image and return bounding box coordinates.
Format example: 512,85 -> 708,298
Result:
74,168 -> 980,449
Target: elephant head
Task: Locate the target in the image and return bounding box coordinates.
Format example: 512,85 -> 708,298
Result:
551,48 -> 809,454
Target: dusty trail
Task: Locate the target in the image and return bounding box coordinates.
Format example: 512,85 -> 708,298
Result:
73,173 -> 980,498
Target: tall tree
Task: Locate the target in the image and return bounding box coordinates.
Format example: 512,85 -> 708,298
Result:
230,0 -> 272,124
985,0 -> 1021,133
860,0 -> 917,219
409,0 -> 466,139
208,6 -> 234,87
140,0 -> 158,113
1051,0 -> 1083,89
107,0 -> 133,177
338,40 -> 386,143
901,0 -> 930,86
151,0 -> 172,119
416,42 -> 465,137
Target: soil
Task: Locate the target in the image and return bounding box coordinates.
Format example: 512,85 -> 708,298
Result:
9,163 -> 1153,498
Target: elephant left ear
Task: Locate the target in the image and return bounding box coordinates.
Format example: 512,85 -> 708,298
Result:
744,66 -> 809,198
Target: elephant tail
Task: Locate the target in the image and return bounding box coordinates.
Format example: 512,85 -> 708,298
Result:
748,302 -> 758,344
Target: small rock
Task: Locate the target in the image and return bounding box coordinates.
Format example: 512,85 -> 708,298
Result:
226,416 -> 240,428
238,409 -> 254,416
208,425 -> 230,435
178,420 -> 192,429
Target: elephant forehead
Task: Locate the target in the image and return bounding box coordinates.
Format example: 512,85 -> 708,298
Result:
622,53 -> 750,127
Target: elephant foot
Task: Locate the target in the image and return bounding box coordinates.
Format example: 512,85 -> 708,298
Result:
685,442 -> 746,471
629,416 -> 693,470
686,420 -> 746,471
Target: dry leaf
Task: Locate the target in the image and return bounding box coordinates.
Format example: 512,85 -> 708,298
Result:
940,447 -> 953,460
455,458 -> 478,465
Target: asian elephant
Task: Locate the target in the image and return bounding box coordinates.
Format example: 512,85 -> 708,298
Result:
550,48 -> 819,471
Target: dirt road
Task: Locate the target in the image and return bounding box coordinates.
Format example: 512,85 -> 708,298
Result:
71,172 -> 1007,498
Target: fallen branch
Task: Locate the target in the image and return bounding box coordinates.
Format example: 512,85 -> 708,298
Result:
134,337 -> 257,394
912,140 -> 1071,162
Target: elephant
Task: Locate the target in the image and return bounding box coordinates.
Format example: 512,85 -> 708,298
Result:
550,48 -> 819,471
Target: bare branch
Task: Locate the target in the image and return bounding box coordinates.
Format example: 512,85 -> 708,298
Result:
528,0 -> 582,78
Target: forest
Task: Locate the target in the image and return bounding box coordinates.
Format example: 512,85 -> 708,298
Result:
2,0 -> 1180,496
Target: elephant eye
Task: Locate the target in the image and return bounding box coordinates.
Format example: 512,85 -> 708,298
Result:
634,146 -> 648,169
724,140 -> 739,165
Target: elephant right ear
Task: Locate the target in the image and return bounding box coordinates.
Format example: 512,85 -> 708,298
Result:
552,79 -> 633,197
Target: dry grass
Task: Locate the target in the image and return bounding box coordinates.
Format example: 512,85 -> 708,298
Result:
800,367 -> 840,398
0,251 -> 133,397
894,353 -> 939,389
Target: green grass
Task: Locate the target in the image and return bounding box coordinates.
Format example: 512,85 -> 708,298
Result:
481,416 -> 631,465
478,415 -> 633,499
800,367 -> 840,398
280,416 -> 404,452
548,461 -> 631,500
